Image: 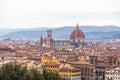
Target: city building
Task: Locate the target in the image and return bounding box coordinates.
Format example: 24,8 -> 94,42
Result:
69,55 -> 119,80
59,67 -> 81,80
40,24 -> 85,49
105,67 -> 120,80
41,57 -> 81,80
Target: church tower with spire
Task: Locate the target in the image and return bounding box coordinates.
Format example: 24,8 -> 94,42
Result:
40,35 -> 43,49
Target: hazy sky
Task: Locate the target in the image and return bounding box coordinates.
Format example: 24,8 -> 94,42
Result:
0,0 -> 120,28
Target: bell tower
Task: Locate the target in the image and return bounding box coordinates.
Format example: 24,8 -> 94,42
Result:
47,29 -> 52,39
47,29 -> 53,48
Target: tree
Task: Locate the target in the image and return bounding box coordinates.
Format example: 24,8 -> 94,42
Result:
0,63 -> 66,80
42,69 -> 68,80
0,63 -> 27,80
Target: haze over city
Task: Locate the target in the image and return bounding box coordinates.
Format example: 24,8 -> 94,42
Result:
1,0 -> 120,80
0,0 -> 120,28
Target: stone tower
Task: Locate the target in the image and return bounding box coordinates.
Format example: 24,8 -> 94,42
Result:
47,29 -> 52,39
47,29 -> 53,48
40,35 -> 43,49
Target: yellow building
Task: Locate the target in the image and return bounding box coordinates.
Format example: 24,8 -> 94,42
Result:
59,68 -> 81,80
41,57 -> 51,63
44,63 -> 60,72
41,57 -> 61,72
41,57 -> 81,80
41,57 -> 60,64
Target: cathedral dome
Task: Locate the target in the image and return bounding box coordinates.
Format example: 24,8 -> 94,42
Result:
70,24 -> 85,40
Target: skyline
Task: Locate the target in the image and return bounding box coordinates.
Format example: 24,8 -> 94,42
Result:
0,0 -> 120,28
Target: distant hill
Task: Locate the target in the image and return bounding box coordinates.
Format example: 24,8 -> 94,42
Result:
80,25 -> 120,32
0,25 -> 120,40
85,31 -> 120,39
0,27 -> 48,36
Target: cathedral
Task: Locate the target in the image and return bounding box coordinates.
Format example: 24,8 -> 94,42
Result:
40,24 -> 85,49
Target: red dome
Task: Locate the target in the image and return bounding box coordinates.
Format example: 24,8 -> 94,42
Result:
70,24 -> 85,39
